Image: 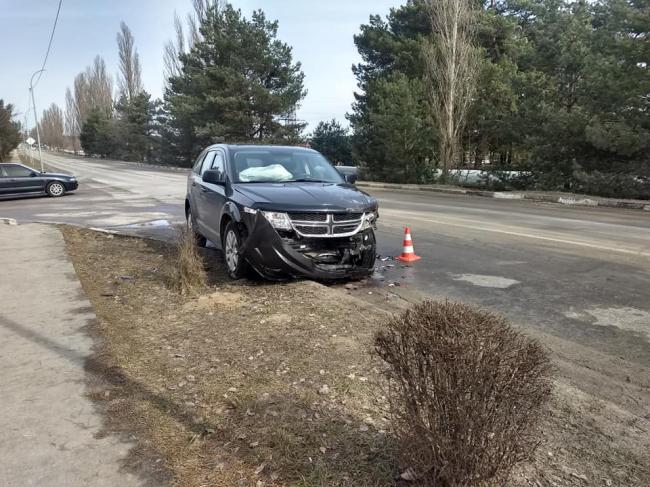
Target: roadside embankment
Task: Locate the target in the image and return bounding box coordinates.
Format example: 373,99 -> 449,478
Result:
357,181 -> 650,211
60,226 -> 650,486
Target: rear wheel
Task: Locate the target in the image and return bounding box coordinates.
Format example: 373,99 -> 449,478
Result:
186,206 -> 207,247
46,181 -> 65,197
222,221 -> 251,279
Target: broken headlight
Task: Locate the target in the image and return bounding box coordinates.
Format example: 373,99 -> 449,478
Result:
361,211 -> 378,230
262,211 -> 292,231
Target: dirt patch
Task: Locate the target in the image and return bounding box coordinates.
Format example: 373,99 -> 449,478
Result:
182,291 -> 245,312
61,226 -> 650,486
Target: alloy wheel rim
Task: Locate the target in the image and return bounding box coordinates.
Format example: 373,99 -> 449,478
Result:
50,183 -> 64,196
225,230 -> 238,271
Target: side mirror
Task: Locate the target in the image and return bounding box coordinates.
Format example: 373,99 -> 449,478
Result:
202,169 -> 226,185
344,173 -> 358,184
30,172 -> 38,177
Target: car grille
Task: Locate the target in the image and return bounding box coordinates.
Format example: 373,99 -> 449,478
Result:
288,212 -> 327,222
288,212 -> 365,238
333,224 -> 359,234
333,213 -> 362,222
294,225 -> 329,235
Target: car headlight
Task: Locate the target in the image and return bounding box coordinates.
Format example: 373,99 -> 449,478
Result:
361,211 -> 378,230
262,211 -> 292,230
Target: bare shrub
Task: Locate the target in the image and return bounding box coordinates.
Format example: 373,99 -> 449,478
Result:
177,228 -> 207,296
374,300 -> 552,486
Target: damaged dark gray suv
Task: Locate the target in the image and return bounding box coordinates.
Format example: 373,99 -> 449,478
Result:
185,144 -> 378,280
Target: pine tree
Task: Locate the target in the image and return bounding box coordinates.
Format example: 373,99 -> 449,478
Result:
80,109 -> 115,158
165,4 -> 306,165
113,92 -> 155,162
310,120 -> 352,164
0,100 -> 21,162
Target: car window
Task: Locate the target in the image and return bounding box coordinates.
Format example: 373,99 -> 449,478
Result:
210,151 -> 227,182
200,152 -> 217,175
231,149 -> 343,183
2,165 -> 33,177
192,150 -> 207,174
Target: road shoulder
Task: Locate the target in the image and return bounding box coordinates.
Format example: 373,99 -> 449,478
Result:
60,226 -> 650,486
357,181 -> 650,211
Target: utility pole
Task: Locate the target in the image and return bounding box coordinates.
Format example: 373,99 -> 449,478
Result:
29,69 -> 46,173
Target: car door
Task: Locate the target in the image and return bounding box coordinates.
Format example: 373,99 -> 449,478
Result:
188,149 -> 207,225
0,166 -> 10,194
0,164 -> 44,194
200,149 -> 229,241
194,151 -> 221,243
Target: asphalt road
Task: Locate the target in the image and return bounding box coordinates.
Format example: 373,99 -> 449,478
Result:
2,152 -> 649,368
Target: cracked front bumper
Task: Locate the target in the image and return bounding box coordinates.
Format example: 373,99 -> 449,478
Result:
241,213 -> 376,281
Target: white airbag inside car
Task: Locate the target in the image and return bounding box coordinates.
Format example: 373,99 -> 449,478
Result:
239,164 -> 293,182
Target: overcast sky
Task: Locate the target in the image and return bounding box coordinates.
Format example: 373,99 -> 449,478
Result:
0,0 -> 399,131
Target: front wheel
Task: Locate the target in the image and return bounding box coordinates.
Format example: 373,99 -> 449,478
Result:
46,181 -> 66,197
359,229 -> 377,273
222,221 -> 251,279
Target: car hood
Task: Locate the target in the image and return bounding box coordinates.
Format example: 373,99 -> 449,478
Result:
42,172 -> 75,179
233,182 -> 377,212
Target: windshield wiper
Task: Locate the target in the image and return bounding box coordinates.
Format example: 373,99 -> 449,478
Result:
286,178 -> 331,183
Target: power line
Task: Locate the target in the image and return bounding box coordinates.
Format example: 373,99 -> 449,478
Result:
32,0 -> 64,88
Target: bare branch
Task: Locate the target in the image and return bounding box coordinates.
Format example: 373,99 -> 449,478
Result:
117,21 -> 143,101
163,1 -> 221,89
39,103 -> 65,150
423,0 -> 481,178
71,56 -> 113,132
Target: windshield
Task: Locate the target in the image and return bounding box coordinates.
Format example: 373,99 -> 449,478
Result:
230,148 -> 344,183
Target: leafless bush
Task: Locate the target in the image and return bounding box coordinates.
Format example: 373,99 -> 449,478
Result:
177,228 -> 207,296
374,300 -> 552,486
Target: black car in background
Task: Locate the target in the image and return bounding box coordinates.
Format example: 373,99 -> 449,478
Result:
0,163 -> 78,198
185,144 -> 378,280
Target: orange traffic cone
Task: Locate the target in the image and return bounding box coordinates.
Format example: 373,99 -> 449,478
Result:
396,227 -> 421,262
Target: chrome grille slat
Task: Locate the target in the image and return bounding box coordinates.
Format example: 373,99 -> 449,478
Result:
288,212 -> 365,238
288,212 -> 327,222
333,213 -> 362,222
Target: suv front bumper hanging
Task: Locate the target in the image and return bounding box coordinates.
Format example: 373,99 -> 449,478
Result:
241,212 -> 375,280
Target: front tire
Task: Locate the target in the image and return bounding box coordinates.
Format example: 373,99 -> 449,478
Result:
222,221 -> 250,279
186,206 -> 207,247
359,229 -> 377,273
46,181 -> 65,197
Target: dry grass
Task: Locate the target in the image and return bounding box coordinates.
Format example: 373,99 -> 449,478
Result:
375,301 -> 553,486
61,226 -> 397,486
176,228 -> 207,296
60,226 -> 650,487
